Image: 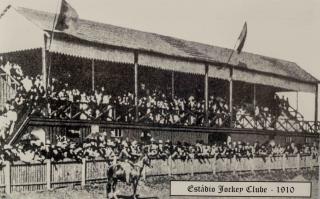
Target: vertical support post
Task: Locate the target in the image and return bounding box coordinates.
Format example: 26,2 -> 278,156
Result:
282,154 -> 286,171
91,59 -> 95,91
190,160 -> 194,176
250,158 -> 255,174
134,52 -> 139,122
46,159 -> 51,190
5,161 -> 10,194
171,71 -> 175,99
267,156 -> 271,173
212,157 -> 216,175
296,92 -> 299,112
296,153 -> 300,170
229,67 -> 233,127
232,157 -> 237,175
314,84 -> 318,131
168,156 -> 172,177
253,84 -> 257,128
204,64 -> 209,126
42,34 -> 48,90
81,158 -> 87,187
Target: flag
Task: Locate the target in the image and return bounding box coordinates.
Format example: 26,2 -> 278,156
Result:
235,22 -> 247,53
55,0 -> 79,31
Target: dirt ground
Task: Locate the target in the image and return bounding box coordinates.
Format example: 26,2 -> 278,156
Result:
3,169 -> 319,199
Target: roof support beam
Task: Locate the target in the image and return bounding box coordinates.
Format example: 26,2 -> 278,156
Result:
171,71 -> 175,99
134,52 -> 139,122
42,34 -> 48,91
229,67 -> 233,128
91,59 -> 95,91
253,84 -> 257,129
204,64 -> 209,126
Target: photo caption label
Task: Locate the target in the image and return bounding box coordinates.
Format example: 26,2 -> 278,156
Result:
170,181 -> 311,197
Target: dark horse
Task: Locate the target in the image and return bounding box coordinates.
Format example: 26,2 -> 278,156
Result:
106,154 -> 151,199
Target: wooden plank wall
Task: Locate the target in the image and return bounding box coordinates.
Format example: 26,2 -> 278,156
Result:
0,155 -> 317,193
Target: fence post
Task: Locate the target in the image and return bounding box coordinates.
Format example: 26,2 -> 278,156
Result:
81,158 -> 87,187
250,158 -> 255,174
167,156 -> 172,177
309,155 -> 315,170
46,159 -> 51,190
232,157 -> 236,175
282,154 -> 286,171
190,159 -> 194,177
296,154 -> 300,170
5,161 -> 10,194
267,156 -> 271,173
212,157 -> 216,175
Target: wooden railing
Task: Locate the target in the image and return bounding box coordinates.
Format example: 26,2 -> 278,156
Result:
0,154 -> 318,193
24,101 -> 319,134
7,99 -> 318,136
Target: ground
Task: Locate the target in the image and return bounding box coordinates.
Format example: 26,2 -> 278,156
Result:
3,169 -> 319,199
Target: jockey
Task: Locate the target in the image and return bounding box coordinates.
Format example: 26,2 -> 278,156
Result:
119,141 -> 132,162
118,141 -> 133,184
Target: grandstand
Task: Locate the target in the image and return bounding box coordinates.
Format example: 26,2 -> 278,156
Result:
0,6 -> 319,146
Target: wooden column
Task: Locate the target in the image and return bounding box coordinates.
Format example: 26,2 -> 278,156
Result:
5,161 -> 10,194
42,34 -> 48,90
91,59 -> 95,91
81,158 -> 87,187
315,84 -> 318,131
253,84 -> 257,128
171,71 -> 175,99
134,52 -> 139,122
46,159 -> 51,190
204,64 -> 209,126
296,92 -> 299,112
229,67 -> 233,127
253,84 -> 256,108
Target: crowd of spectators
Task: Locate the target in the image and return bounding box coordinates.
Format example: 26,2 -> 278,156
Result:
0,131 -> 318,166
0,62 -> 306,141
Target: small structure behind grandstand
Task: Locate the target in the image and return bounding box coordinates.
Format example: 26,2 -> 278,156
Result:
0,6 -> 319,146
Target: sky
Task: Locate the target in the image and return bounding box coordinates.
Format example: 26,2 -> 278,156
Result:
0,0 -> 319,120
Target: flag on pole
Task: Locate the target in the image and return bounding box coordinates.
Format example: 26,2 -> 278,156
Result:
55,0 -> 79,31
235,22 -> 247,53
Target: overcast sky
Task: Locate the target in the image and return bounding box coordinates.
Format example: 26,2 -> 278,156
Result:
0,0 -> 319,120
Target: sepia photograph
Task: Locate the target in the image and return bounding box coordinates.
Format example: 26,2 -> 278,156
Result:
0,0 -> 319,198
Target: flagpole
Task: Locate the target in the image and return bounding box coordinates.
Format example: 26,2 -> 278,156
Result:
47,0 -> 61,92
49,0 -> 62,50
226,21 -> 247,128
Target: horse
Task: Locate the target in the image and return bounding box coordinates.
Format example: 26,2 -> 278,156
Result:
106,153 -> 151,199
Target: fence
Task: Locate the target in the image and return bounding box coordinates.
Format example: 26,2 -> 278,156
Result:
0,155 -> 318,193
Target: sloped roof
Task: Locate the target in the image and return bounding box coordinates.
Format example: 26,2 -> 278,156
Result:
10,6 -> 319,84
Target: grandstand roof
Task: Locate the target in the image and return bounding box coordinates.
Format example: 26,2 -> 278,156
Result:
1,6 -> 318,92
